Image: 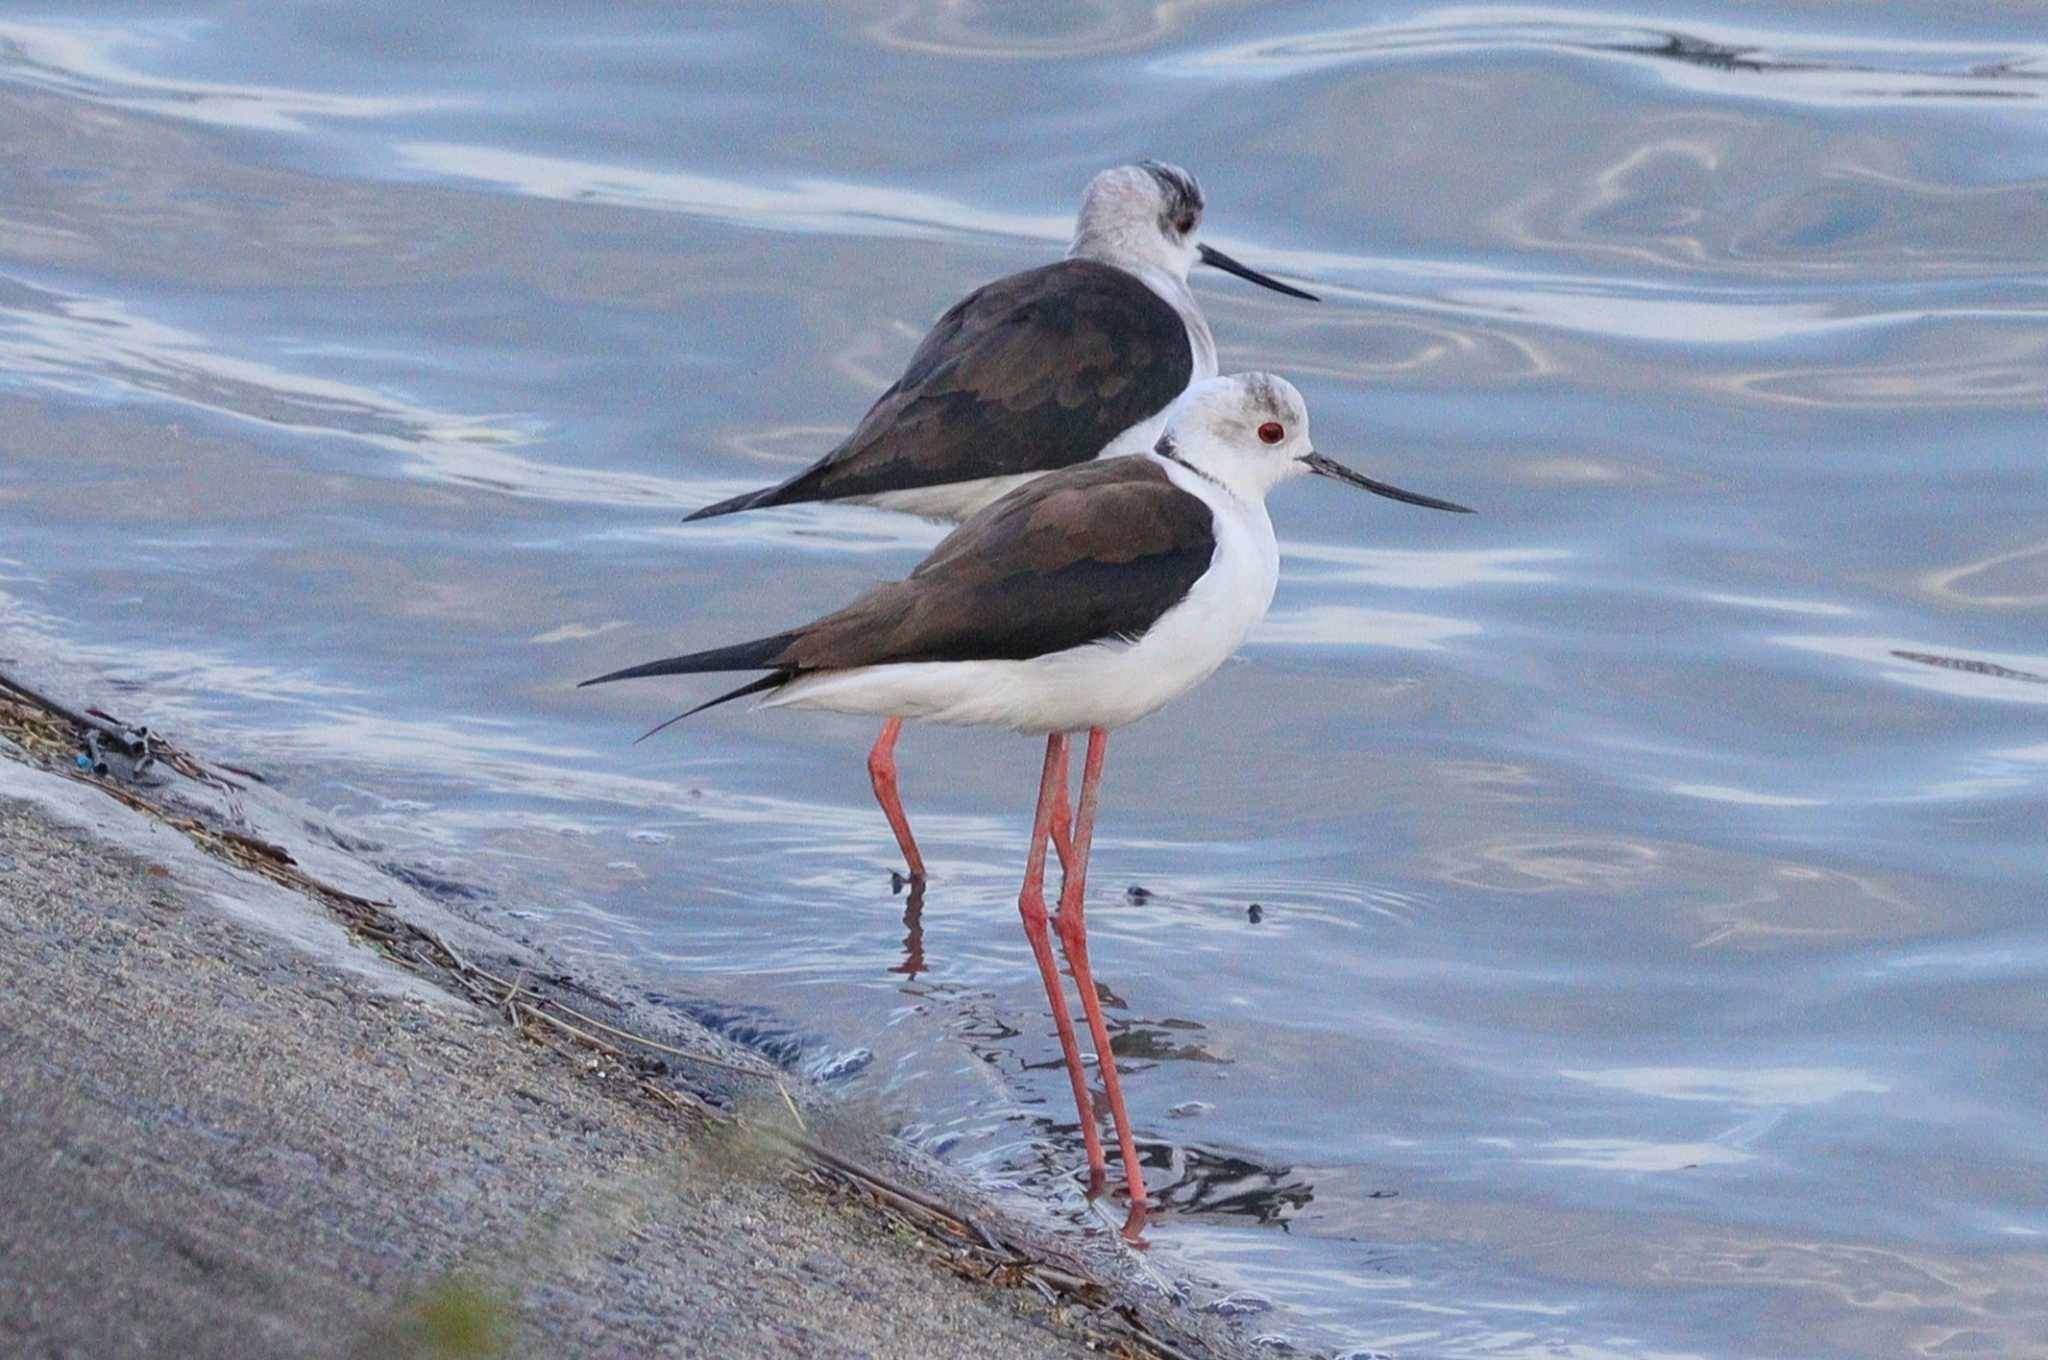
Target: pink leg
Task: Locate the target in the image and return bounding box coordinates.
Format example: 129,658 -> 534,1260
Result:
1016,734 -> 1106,1184
1052,727 -> 1149,1237
1048,738 -> 1077,879
867,718 -> 925,882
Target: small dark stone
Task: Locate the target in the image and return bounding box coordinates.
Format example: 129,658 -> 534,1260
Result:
1201,1291 -> 1274,1317
1247,903 -> 1263,924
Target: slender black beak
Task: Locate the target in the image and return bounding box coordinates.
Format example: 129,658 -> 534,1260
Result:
1301,451 -> 1473,513
1197,242 -> 1319,302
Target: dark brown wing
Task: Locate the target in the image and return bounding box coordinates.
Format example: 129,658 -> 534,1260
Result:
685,260 -> 1192,519
783,457 -> 1216,669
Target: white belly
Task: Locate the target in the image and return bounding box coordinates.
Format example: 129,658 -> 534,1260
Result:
843,409 -> 1176,523
846,473 -> 1048,523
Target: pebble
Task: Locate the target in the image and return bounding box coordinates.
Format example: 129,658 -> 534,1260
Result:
1201,1291 -> 1273,1317
0,853 -> 14,873
1166,1101 -> 1212,1119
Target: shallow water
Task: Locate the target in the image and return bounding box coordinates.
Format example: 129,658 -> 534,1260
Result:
3,3 -> 2046,1355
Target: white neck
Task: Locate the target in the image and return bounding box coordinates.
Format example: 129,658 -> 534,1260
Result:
1150,450 -> 1280,623
1148,440 -> 1267,519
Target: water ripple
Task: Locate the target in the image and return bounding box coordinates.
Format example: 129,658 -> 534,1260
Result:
0,18 -> 454,131
1163,7 -> 2047,107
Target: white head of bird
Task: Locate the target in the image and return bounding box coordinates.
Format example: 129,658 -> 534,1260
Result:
1068,162 -> 1318,312
1070,161 -> 1205,280
1158,373 -> 1476,514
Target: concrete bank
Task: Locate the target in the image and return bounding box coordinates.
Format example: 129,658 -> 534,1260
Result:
0,680 -> 1245,1360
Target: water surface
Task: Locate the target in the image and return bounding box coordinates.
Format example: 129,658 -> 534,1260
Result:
2,4 -> 2045,1355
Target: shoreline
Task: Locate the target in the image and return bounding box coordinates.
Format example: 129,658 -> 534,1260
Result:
0,673 -> 1250,1359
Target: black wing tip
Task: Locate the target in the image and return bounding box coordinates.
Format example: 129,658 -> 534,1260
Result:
579,659 -> 673,687
630,672 -> 790,743
684,486 -> 789,522
579,631 -> 802,690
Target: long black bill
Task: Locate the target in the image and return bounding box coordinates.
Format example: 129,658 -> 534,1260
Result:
1196,242 -> 1319,301
1302,451 -> 1473,513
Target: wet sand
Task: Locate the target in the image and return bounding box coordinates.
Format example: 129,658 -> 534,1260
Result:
0,692 -> 1242,1360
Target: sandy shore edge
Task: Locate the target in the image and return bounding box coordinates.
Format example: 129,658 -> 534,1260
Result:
0,677 -> 1249,1360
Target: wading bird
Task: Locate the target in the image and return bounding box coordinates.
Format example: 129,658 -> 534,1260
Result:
591,373 -> 1470,1233
686,162 -> 1318,885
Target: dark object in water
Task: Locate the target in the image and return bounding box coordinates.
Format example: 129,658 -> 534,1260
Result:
1247,903 -> 1263,924
1126,884 -> 1154,904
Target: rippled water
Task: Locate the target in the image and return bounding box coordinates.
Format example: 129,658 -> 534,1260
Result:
3,4 -> 2046,1355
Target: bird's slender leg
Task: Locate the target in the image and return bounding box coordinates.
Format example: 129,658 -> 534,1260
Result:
1051,726 -> 1149,1236
1016,733 -> 1106,1187
867,718 -> 926,883
1048,736 -> 1077,879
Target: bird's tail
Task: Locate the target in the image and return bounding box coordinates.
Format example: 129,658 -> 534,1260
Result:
684,481 -> 808,522
579,632 -> 797,686
579,631 -> 800,742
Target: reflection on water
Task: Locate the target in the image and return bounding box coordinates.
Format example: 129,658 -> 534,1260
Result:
3,1 -> 2047,1355
397,141 -> 1074,244
0,17 -> 453,131
1167,8 -> 2047,106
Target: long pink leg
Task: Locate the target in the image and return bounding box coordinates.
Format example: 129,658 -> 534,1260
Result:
1051,727 -> 1149,1236
1048,737 -> 1077,879
867,718 -> 926,882
1016,734 -> 1106,1185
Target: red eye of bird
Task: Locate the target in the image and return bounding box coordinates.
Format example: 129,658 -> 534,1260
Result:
1258,422 -> 1285,444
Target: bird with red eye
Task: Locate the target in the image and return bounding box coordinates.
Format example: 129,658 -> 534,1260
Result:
585,372 -> 1471,1236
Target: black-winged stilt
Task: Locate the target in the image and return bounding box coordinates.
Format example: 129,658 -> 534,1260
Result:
684,162 -> 1318,884
589,372 -> 1470,1233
